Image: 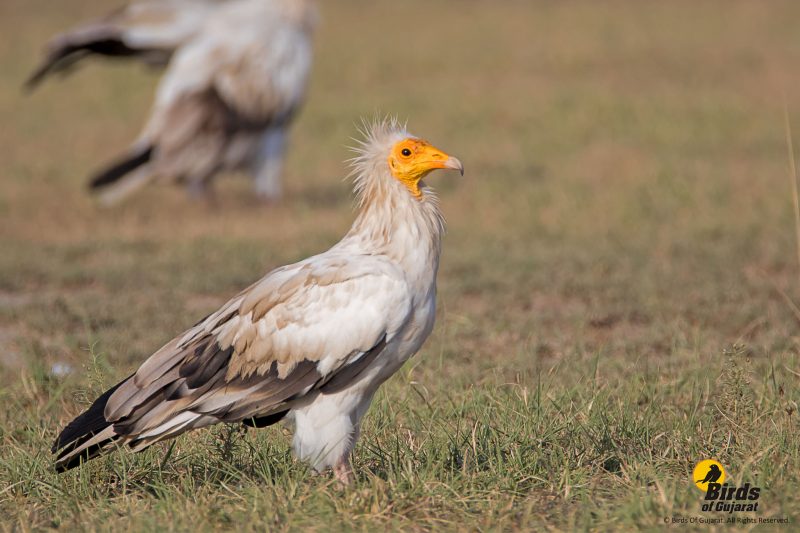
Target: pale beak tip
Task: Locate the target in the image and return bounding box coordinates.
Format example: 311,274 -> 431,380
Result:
445,156 -> 464,176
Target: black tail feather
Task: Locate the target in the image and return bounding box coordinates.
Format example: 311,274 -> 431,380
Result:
53,376 -> 131,471
89,146 -> 153,190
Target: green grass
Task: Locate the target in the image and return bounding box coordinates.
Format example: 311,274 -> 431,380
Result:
3,0 -> 800,530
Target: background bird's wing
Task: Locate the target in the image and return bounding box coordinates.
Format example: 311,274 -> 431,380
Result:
100,253 -> 411,446
25,0 -> 224,90
202,3 -> 314,123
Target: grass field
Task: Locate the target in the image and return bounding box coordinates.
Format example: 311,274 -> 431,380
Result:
2,0 -> 800,530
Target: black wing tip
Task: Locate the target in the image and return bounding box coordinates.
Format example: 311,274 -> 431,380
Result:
22,67 -> 48,93
23,45 -> 82,94
52,376 -> 131,471
54,435 -> 117,472
24,35 -> 148,94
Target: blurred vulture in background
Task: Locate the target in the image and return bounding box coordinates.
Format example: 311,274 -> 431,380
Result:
27,0 -> 317,204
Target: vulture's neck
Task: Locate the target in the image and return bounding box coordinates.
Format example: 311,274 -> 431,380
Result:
343,177 -> 444,285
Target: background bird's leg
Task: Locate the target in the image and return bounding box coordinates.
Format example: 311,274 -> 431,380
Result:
186,170 -> 218,207
252,127 -> 286,203
186,179 -> 209,198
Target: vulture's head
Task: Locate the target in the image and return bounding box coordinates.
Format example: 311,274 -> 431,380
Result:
350,118 -> 463,205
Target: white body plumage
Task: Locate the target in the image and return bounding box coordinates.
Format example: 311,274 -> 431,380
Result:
287,182 -> 442,470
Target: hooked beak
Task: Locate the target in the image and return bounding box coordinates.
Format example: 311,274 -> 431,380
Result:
443,156 -> 464,176
419,144 -> 464,177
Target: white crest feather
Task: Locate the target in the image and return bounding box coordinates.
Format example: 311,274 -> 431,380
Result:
347,116 -> 413,207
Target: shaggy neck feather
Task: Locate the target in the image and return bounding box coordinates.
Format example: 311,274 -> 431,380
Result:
336,119 -> 446,285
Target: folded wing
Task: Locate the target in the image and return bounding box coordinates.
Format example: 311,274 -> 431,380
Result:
53,254 -> 410,470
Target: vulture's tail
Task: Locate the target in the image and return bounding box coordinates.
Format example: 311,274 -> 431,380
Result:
89,145 -> 155,205
53,376 -> 132,472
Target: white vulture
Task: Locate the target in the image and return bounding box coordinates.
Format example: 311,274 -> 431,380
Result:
52,119 -> 464,484
27,0 -> 316,203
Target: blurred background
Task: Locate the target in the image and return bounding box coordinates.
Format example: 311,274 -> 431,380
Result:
2,0 -> 800,528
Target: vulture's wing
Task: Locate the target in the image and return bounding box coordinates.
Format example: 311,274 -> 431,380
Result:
53,253 -> 411,471
25,0 -> 224,90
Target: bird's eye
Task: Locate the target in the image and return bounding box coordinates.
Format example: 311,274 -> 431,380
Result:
401,148 -> 412,157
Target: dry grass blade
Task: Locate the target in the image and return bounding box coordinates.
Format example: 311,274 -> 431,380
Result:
784,102 -> 800,289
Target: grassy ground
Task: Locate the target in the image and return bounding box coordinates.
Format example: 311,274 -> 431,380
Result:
2,0 -> 800,530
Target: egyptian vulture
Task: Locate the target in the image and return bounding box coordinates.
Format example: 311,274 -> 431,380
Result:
52,119 -> 464,484
27,0 -> 316,203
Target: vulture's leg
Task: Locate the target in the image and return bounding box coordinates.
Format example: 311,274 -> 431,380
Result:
186,179 -> 210,198
253,127 -> 286,202
333,421 -> 361,486
333,456 -> 353,486
186,167 -> 220,206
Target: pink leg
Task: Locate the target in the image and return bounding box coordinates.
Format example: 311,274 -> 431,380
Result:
333,456 -> 353,486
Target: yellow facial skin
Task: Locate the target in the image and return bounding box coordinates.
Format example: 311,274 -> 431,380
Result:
388,138 -> 464,198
